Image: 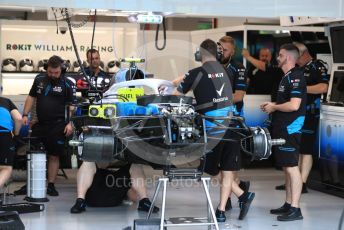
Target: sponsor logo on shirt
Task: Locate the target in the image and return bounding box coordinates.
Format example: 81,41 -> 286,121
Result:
208,72 -> 224,79
291,79 -> 300,87
238,70 -> 245,80
213,96 -> 229,103
36,82 -> 44,94
216,83 -> 225,96
278,85 -> 285,93
53,86 -> 63,93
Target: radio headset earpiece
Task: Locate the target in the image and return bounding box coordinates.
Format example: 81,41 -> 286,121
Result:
194,48 -> 202,62
216,50 -> 223,62
194,47 -> 223,62
216,42 -> 223,61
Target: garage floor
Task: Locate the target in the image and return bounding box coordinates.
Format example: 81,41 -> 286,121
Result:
5,168 -> 344,230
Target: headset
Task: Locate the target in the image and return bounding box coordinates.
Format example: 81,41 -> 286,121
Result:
43,55 -> 67,74
194,47 -> 223,62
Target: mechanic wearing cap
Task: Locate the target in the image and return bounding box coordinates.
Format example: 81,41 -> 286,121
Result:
261,43 -> 306,221
78,49 -> 111,92
22,55 -> 76,196
275,42 -> 329,193
0,86 -> 22,190
174,38 -> 255,222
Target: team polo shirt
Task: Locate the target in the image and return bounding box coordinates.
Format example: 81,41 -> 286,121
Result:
177,61 -> 233,115
0,97 -> 17,132
225,59 -> 247,115
272,67 -> 307,134
83,67 -> 112,90
29,74 -> 76,123
302,59 -> 329,114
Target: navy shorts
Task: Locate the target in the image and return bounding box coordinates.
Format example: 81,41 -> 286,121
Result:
272,129 -> 301,168
0,132 -> 16,166
204,131 -> 242,176
300,115 -> 319,155
31,121 -> 66,156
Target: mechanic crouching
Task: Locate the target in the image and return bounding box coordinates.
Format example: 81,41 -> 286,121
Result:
70,161 -> 159,214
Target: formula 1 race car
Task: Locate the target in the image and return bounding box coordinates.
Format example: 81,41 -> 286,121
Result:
68,76 -> 284,172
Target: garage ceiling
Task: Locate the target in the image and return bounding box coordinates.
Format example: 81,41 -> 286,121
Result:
0,0 -> 343,18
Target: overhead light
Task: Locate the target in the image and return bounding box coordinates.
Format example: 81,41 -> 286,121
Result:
128,13 -> 163,24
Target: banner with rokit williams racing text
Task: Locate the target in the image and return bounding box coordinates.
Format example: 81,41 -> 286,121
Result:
0,20 -> 139,71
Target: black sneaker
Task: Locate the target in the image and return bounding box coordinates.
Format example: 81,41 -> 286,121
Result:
225,197 -> 232,211
70,198 -> 86,214
238,192 -> 255,220
47,183 -> 59,196
239,181 -> 250,193
14,185 -> 27,195
275,184 -> 285,190
270,202 -> 291,215
215,208 -> 226,222
138,198 -> 159,213
277,207 -> 303,221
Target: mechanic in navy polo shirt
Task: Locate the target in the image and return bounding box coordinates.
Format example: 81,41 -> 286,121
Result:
22,55 -> 76,196
261,43 -> 306,221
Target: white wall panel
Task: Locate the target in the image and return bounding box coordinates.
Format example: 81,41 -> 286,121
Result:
135,30 -> 193,81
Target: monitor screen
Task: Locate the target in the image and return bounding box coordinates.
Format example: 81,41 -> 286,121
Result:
330,26 -> 344,63
330,71 -> 344,103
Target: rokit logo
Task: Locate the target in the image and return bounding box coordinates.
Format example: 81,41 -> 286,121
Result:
6,43 -> 115,52
208,72 -> 224,79
6,44 -> 32,51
